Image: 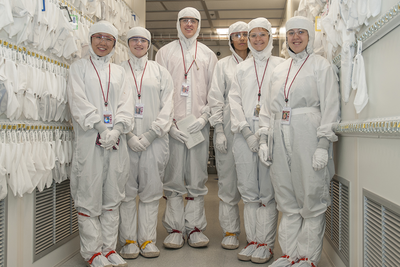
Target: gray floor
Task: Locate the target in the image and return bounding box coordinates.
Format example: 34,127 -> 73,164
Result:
61,174 -> 334,267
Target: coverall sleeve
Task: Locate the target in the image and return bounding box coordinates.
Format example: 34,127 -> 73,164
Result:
202,51 -> 218,116
228,69 -> 249,133
151,65 -> 174,137
208,60 -> 226,126
317,61 -> 340,142
67,61 -> 102,131
114,69 -> 134,134
258,79 -> 273,136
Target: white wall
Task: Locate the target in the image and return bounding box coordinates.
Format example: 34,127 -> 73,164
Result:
125,0 -> 146,27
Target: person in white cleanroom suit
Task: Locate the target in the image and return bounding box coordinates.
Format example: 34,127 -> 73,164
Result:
67,20 -> 133,267
229,17 -> 283,264
258,16 -> 340,267
155,7 -> 218,249
118,27 -> 174,259
207,21 -> 251,250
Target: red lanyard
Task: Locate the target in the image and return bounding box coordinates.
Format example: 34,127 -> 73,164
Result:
179,40 -> 198,81
283,55 -> 310,103
254,58 -> 269,102
233,54 -> 239,64
128,60 -> 148,100
90,57 -> 111,107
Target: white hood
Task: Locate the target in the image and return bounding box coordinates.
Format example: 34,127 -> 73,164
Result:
176,7 -> 201,50
248,17 -> 273,62
127,26 -> 151,61
286,16 -> 315,59
88,20 -> 118,63
228,21 -> 249,61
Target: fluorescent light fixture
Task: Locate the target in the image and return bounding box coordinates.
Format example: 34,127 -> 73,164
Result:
216,28 -> 229,35
279,27 -> 286,35
271,28 -> 277,34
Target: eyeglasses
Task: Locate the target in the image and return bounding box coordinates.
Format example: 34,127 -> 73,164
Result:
180,18 -> 199,25
231,32 -> 248,41
286,29 -> 307,37
129,37 -> 149,44
249,32 -> 269,39
92,34 -> 116,44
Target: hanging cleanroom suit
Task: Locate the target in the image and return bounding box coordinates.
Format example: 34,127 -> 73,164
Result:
208,21 -> 251,250
258,16 -> 340,267
67,20 -> 133,267
229,17 -> 283,264
118,26 -> 174,259
155,7 -> 218,249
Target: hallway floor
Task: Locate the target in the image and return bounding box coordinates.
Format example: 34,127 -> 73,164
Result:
61,174 -> 334,267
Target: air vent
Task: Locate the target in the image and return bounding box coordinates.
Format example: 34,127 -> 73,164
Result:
325,175 -> 350,266
34,179 -> 78,261
0,199 -> 6,267
363,190 -> 400,267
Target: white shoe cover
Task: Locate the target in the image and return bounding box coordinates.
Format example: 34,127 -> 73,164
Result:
163,232 -> 184,249
119,243 -> 139,259
140,241 -> 160,258
86,254 -> 112,267
188,230 -> 209,248
106,252 -> 127,267
221,234 -> 239,250
251,245 -> 273,263
292,259 -> 316,267
269,256 -> 296,267
237,242 -> 257,261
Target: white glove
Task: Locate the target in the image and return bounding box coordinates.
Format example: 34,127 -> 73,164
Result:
169,126 -> 189,143
103,129 -> 120,148
187,117 -> 207,133
258,143 -> 271,167
128,135 -> 146,152
215,132 -> 227,153
99,129 -> 109,141
246,135 -> 259,152
312,148 -> 328,171
138,135 -> 151,149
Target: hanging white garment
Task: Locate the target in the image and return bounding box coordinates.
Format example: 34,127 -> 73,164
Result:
0,132 -> 8,200
351,41 -> 368,114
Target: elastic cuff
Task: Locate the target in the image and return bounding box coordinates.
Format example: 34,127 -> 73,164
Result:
259,134 -> 267,144
241,126 -> 253,140
214,123 -> 224,133
200,112 -> 210,122
143,129 -> 157,143
113,122 -> 124,134
126,132 -> 135,141
94,121 -> 108,133
317,137 -> 330,150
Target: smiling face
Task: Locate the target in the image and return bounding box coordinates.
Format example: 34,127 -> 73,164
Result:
129,37 -> 149,58
249,27 -> 270,52
91,32 -> 115,57
286,28 -> 309,54
179,17 -> 199,39
231,31 -> 248,52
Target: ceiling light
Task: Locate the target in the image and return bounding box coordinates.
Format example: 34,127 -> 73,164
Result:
216,28 -> 229,35
271,28 -> 277,34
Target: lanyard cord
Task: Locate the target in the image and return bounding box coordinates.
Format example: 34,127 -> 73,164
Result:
283,55 -> 310,103
179,40 -> 198,80
233,54 -> 239,64
90,57 -> 111,107
128,60 -> 148,100
254,58 -> 269,103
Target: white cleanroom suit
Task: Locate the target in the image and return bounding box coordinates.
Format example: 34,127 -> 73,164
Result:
208,21 -> 250,250
155,7 -> 218,249
229,17 -> 283,264
118,27 -> 174,259
67,21 -> 133,267
259,17 -> 340,267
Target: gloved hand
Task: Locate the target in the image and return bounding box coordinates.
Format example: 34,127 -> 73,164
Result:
169,126 -> 189,143
241,126 -> 259,152
214,124 -> 227,153
102,129 -> 120,149
312,148 -> 328,171
258,144 -> 271,167
99,129 -> 110,141
139,129 -> 157,149
138,135 -> 150,149
128,135 -> 146,152
187,117 -> 207,133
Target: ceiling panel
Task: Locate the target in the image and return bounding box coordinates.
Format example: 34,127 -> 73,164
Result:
211,19 -> 282,28
147,12 -> 179,20
218,10 -> 283,19
163,1 -> 203,11
205,0 -> 285,10
147,21 -> 177,29
146,2 -> 166,11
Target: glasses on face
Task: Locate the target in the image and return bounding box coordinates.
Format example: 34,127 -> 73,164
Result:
231,32 -> 248,41
180,18 -> 199,25
286,29 -> 307,37
129,37 -> 149,45
92,34 -> 116,45
249,32 -> 269,39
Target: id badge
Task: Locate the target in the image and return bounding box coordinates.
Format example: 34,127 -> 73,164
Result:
281,107 -> 291,125
134,103 -> 144,118
181,82 -> 189,97
253,104 -> 260,121
103,110 -> 113,127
